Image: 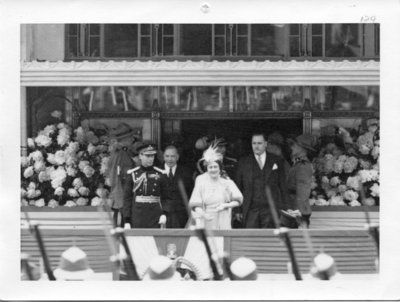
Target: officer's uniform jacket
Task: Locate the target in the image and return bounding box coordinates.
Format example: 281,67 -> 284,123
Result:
122,165 -> 166,225
286,157 -> 313,215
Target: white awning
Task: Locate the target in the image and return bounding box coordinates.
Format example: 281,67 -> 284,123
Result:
21,60 -> 379,87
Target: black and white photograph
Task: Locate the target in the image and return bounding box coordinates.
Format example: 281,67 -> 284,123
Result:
1,0 -> 400,300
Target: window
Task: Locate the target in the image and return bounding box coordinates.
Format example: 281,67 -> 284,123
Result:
66,24 -> 379,60
104,24 -> 138,57
289,24 -> 379,58
181,24 -> 212,55
310,86 -> 379,110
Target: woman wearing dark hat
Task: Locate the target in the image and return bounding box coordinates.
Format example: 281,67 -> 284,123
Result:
285,134 -> 317,228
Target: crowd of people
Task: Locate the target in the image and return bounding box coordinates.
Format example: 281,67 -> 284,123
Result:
23,130 -> 354,282
112,131 -> 317,230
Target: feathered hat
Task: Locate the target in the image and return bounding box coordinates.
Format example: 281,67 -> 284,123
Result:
196,140 -> 224,173
201,140 -> 223,164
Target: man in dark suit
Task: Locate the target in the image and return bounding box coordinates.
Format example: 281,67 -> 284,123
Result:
160,145 -> 194,228
235,133 -> 292,228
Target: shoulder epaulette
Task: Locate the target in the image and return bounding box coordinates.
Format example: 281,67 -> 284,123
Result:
127,166 -> 140,174
153,166 -> 166,174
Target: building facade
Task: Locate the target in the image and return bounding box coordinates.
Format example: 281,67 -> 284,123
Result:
20,24 -> 380,159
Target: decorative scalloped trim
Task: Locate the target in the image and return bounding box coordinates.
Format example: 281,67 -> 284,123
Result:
21,59 -> 380,71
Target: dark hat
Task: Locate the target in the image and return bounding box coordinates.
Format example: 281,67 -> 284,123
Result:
267,131 -> 285,146
289,134 -> 317,152
137,142 -> 157,155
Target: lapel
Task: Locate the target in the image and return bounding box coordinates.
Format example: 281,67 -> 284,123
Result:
263,153 -> 275,182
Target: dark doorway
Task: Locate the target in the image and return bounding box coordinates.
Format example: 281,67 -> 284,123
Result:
176,118 -> 303,166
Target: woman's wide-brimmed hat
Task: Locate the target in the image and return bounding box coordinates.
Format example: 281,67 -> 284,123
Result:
289,134 -> 317,152
230,257 -> 258,280
142,255 -> 182,281
53,246 -> 94,280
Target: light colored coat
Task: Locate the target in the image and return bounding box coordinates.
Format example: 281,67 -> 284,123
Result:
189,173 -> 243,230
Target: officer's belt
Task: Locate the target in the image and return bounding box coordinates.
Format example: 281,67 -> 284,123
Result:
135,196 -> 160,203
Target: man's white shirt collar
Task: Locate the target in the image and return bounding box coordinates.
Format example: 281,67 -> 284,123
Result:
164,164 -> 177,175
254,152 -> 266,166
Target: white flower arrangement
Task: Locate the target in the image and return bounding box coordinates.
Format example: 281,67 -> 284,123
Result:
35,134 -> 52,148
27,138 -> 35,148
29,150 -> 44,162
91,196 -> 103,207
363,197 -> 376,206
34,160 -> 46,172
312,120 -> 379,207
87,143 -> 96,155
370,183 -> 379,197
78,186 -> 90,196
54,187 -> 65,196
64,200 -> 77,207
343,190 -> 359,201
349,200 -> 362,207
72,177 -> 84,189
96,188 -> 108,198
66,166 -> 77,177
34,198 -> 45,207
67,188 -> 80,198
48,199 -> 59,208
329,195 -> 346,206
21,119 -> 112,208
82,165 -> 95,178
329,176 -> 341,187
21,156 -> 29,168
346,176 -> 361,191
23,166 -> 34,178
315,198 -> 329,206
76,197 -> 88,206
54,150 -> 66,165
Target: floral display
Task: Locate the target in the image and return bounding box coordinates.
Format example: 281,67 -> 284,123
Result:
21,112 -> 113,208
310,118 -> 380,207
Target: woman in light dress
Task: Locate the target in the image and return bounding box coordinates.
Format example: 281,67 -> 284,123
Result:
189,143 -> 243,230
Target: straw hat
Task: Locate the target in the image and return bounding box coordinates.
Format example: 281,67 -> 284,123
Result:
53,246 -> 94,280
142,255 -> 182,281
230,257 -> 258,280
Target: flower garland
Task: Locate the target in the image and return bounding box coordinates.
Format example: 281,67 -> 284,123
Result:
21,113 -> 112,208
310,119 -> 379,207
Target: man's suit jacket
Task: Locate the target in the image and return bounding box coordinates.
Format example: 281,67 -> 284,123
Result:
235,152 -> 291,223
160,165 -> 194,213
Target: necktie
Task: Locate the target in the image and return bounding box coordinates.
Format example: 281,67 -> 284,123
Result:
168,167 -> 173,179
256,155 -> 263,169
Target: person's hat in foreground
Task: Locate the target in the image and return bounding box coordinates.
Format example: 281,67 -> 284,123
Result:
230,257 -> 258,280
310,252 -> 340,280
21,253 -> 41,280
53,246 -> 94,280
142,255 -> 182,281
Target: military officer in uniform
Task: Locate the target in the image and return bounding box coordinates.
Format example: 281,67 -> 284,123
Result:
286,134 -> 317,228
122,143 -> 166,228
